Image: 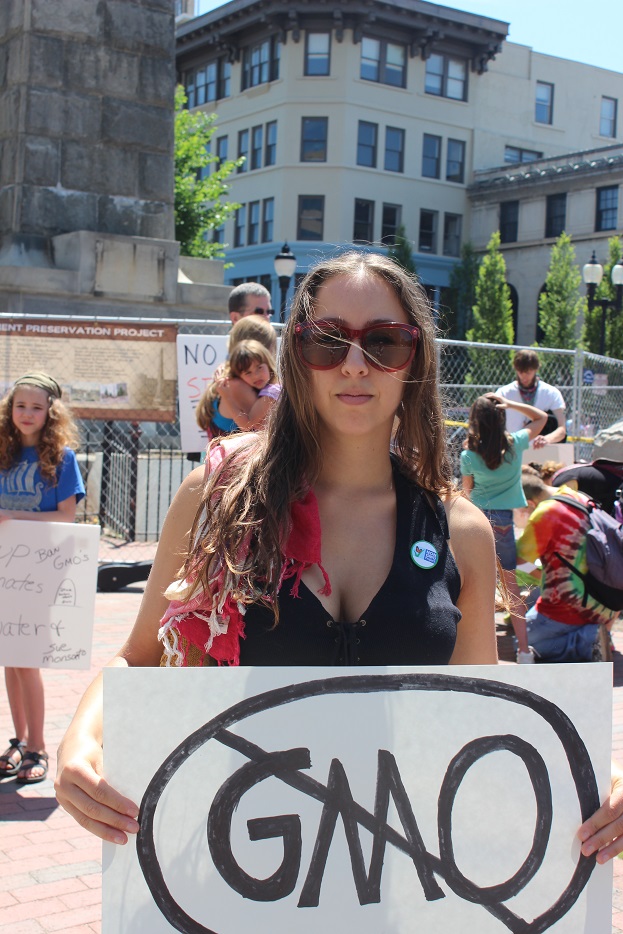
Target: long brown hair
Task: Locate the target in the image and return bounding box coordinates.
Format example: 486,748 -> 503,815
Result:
467,395 -> 513,471
0,384 -> 80,484
181,251 -> 451,612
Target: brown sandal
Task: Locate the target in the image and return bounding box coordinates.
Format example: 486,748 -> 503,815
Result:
15,750 -> 49,785
0,738 -> 27,778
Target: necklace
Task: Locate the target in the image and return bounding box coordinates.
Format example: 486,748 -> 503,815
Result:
517,377 -> 538,406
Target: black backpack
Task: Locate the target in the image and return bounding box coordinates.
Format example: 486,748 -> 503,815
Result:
552,494 -> 623,612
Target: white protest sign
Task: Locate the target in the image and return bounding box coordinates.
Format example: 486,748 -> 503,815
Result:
0,520 -> 99,669
176,334 -> 230,453
103,665 -> 612,933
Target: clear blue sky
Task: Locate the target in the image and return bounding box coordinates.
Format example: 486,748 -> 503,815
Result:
194,0 -> 621,74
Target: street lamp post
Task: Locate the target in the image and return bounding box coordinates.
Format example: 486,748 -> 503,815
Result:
274,242 -> 297,323
582,251 -> 623,356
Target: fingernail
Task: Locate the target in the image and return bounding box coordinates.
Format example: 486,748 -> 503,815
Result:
597,851 -> 609,864
124,819 -> 139,833
582,844 -> 595,856
112,833 -> 127,845
578,828 -> 590,842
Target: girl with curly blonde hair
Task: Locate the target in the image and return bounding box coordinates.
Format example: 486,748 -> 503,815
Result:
0,373 -> 84,785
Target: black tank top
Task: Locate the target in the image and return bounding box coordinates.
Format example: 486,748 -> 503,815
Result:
240,466 -> 461,666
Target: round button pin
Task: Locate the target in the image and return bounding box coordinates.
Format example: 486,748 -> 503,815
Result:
410,540 -> 439,569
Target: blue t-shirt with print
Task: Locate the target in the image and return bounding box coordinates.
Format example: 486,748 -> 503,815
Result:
0,446 -> 85,512
460,429 -> 530,510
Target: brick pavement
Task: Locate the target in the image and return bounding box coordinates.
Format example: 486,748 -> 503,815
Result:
1,585 -> 623,931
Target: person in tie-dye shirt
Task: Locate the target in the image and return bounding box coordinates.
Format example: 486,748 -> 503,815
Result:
516,474 -> 617,662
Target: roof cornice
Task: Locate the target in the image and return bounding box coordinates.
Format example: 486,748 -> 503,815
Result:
176,0 -> 508,74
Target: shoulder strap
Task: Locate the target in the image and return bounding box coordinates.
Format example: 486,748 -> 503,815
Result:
551,493 -> 591,518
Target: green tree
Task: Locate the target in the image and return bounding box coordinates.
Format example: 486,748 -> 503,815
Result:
445,242 -> 480,339
537,232 -> 584,350
386,225 -> 418,276
465,231 -> 514,391
467,231 -> 514,345
174,85 -> 242,258
583,236 -> 623,359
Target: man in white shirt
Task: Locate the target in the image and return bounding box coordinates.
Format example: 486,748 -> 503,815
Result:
497,349 -> 566,448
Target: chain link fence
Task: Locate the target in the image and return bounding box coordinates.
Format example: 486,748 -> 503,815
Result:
440,340 -> 623,475
1,313 -> 621,542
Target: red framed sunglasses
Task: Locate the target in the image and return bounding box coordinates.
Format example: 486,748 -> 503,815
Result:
295,320 -> 420,371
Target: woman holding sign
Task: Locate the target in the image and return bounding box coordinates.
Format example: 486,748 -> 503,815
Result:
55,253 -> 623,863
0,373 -> 84,785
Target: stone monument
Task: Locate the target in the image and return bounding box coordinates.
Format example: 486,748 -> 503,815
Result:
0,0 -> 228,318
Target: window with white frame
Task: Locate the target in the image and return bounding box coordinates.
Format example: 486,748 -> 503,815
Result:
600,97 -> 617,138
419,210 -> 438,253
234,205 -> 247,247
357,121 -> 378,168
381,203 -> 402,244
248,200 -> 260,245
297,195 -> 324,240
425,54 -> 467,101
422,134 -> 441,179
353,199 -> 375,242
360,37 -> 406,88
545,193 -> 566,239
443,214 -> 462,256
305,32 -> 330,76
504,146 -> 542,164
500,201 -> 519,243
183,58 -> 231,107
301,117 -> 328,162
446,139 -> 465,183
242,36 -> 280,90
237,129 -> 249,173
262,198 -> 274,242
535,82 -> 554,124
596,186 -> 618,231
216,135 -> 228,168
265,121 -> 277,165
251,125 -> 263,170
384,127 -> 405,173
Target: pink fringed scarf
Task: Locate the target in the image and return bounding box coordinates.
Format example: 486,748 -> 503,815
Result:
158,445 -> 330,667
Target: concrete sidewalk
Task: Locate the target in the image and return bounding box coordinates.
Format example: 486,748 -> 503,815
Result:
1,589 -> 623,932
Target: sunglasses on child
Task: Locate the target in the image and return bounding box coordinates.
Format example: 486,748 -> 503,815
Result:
294,320 -> 420,371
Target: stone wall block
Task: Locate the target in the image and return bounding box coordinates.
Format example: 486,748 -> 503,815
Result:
27,89 -> 101,140
138,200 -> 174,240
0,87 -> 21,136
97,195 -> 172,240
1,1 -> 27,38
62,141 -> 138,197
139,55 -> 175,106
0,43 -> 7,89
23,136 -> 61,186
6,33 -> 28,85
20,185 -> 98,236
138,152 -> 173,202
0,139 -> 17,186
65,43 -> 140,98
105,2 -> 174,56
102,98 -> 173,152
31,0 -> 103,41
28,35 -> 65,88
140,0 -> 176,15
0,186 -> 17,235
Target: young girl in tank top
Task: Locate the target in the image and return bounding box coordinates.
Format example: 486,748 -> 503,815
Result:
0,373 -> 84,784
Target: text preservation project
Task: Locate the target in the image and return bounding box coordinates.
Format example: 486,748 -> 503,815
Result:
102,666 -> 613,933
0,520 -> 100,668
